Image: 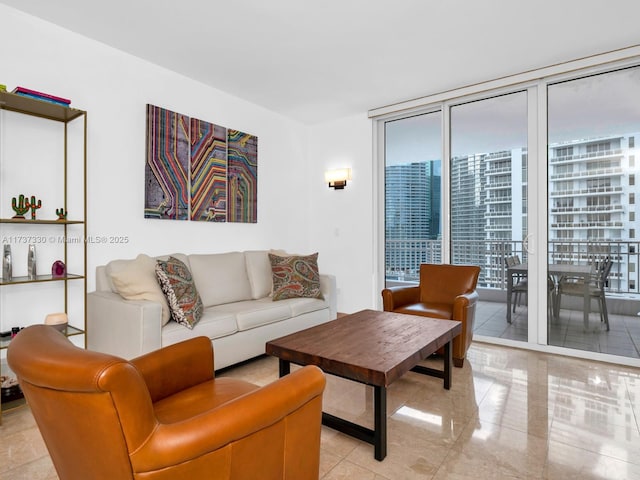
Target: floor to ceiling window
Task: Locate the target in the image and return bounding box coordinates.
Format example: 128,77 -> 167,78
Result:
547,66 -> 640,357
384,112 -> 442,285
376,49 -> 640,365
450,91 -> 528,341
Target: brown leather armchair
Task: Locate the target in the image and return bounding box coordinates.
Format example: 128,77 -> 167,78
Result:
381,263 -> 480,368
8,325 -> 325,480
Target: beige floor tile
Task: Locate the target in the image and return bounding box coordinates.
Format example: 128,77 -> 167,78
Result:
544,440 -> 640,480
322,459 -> 389,480
549,417 -> 640,465
0,421 -> 49,473
320,427 -> 362,458
442,417 -> 549,479
346,430 -> 450,479
319,449 -> 343,479
0,455 -> 57,480
476,382 -> 553,439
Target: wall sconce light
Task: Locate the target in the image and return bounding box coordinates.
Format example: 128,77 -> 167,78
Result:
325,168 -> 352,190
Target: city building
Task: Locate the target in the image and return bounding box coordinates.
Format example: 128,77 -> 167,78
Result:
386,134 -> 639,295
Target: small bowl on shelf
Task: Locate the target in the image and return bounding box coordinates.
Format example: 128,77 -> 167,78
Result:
44,313 -> 68,333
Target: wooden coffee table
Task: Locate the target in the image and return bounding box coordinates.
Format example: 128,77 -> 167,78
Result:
265,309 -> 462,461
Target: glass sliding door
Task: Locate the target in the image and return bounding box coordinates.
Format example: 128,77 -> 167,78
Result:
547,67 -> 640,358
450,91 -> 529,341
384,112 -> 442,287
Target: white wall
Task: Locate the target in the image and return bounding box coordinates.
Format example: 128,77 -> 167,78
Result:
0,4 -> 317,295
0,4 -> 381,320
307,114 -> 376,313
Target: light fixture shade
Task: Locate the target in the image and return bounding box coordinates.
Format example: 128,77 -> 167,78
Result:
325,168 -> 352,189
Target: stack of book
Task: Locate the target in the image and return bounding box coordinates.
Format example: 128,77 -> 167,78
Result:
11,86 -> 71,107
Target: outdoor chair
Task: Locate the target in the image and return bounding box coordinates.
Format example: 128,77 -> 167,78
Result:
556,257 -> 612,330
506,255 -> 528,312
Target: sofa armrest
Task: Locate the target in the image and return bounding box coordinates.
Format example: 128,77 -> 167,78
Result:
320,274 -> 337,319
131,336 -> 214,402
131,365 -> 325,478
87,291 -> 163,359
381,285 -> 421,311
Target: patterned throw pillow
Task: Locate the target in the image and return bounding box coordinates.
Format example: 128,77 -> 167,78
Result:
268,253 -> 324,301
155,256 -> 204,329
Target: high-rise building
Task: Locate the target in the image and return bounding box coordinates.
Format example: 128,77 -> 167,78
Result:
463,148 -> 527,288
548,133 -> 638,292
385,160 -> 440,280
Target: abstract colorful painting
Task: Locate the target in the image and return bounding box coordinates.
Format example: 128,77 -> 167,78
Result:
190,118 -> 228,222
227,130 -> 258,223
145,105 -> 258,223
144,105 -> 190,220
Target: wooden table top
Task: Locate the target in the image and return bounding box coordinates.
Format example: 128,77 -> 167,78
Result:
266,309 -> 461,387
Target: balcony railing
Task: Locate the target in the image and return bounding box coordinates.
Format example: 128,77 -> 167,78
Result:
385,239 -> 639,295
550,149 -> 624,163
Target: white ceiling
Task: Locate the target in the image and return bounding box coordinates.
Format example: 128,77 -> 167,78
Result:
3,0 -> 640,124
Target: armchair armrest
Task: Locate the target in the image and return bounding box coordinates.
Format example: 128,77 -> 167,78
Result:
87,291 -> 162,359
452,291 -> 479,320
131,336 -> 214,403
381,285 -> 420,311
131,365 -> 326,474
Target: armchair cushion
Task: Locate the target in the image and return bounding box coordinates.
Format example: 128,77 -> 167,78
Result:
394,302 -> 452,319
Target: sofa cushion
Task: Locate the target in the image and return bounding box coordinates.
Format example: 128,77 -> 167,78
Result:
269,253 -> 324,301
189,252 -> 252,307
244,251 -> 272,299
284,297 -> 330,317
156,256 -> 204,329
108,254 -> 171,325
162,310 -> 238,346
211,298 -> 293,331
244,250 -> 290,299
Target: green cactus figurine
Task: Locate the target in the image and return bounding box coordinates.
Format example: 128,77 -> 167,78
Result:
56,207 -> 68,220
11,194 -> 30,219
25,195 -> 42,220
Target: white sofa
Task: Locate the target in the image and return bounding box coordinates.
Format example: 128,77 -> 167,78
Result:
87,250 -> 337,370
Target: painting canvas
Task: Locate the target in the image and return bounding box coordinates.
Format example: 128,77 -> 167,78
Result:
144,105 -> 190,220
145,105 -> 257,223
190,118 -> 228,222
227,130 -> 258,223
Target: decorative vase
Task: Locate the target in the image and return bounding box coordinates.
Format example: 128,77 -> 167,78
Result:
28,244 -> 36,280
51,260 -> 66,278
2,245 -> 11,281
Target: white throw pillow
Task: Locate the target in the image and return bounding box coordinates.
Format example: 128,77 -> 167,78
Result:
109,254 -> 171,325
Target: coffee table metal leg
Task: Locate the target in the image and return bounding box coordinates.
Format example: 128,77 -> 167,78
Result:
279,359 -> 290,377
321,385 -> 388,461
277,358 -> 388,460
374,385 -> 387,461
409,339 -> 453,390
443,340 -> 452,390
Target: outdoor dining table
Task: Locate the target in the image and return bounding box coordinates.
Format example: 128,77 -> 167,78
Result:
506,263 -> 594,329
